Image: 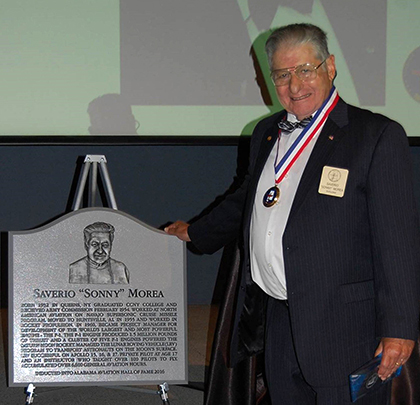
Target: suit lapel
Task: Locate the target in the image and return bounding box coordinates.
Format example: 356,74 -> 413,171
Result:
243,114 -> 283,237
250,111 -> 286,193
287,98 -> 349,221
252,129 -> 278,186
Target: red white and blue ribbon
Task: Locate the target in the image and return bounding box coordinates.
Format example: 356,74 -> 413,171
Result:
274,86 -> 339,185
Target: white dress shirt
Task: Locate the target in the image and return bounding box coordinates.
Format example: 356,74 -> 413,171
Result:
250,113 -> 325,299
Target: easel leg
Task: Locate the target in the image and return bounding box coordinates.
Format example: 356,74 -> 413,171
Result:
157,382 -> 171,404
25,383 -> 36,404
73,155 -> 118,210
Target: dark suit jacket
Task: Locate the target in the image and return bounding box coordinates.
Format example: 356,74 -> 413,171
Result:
189,98 -> 420,388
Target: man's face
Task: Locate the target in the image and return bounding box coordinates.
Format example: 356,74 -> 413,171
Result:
86,232 -> 112,265
271,43 -> 336,120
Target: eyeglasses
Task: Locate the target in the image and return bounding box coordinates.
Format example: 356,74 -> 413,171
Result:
270,59 -> 327,87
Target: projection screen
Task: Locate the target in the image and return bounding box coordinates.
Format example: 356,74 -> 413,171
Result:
1,0 -> 419,136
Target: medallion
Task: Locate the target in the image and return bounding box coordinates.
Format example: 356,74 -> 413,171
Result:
263,186 -> 280,207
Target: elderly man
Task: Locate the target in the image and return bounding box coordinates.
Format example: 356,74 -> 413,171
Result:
69,222 -> 129,284
165,23 -> 420,404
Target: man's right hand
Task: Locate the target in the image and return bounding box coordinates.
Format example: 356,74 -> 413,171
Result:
164,221 -> 191,242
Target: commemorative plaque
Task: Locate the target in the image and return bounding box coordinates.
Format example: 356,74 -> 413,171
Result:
9,208 -> 187,386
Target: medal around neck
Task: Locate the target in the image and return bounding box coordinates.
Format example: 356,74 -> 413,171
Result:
274,87 -> 339,186
263,186 -> 280,207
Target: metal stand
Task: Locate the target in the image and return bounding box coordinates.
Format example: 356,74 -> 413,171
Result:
157,382 -> 170,404
23,155 -> 173,404
25,384 -> 36,404
73,155 -> 118,210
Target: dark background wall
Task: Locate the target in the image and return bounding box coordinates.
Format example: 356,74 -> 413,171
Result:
1,139 -> 420,307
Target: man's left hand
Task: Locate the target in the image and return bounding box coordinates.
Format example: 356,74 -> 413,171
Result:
374,337 -> 415,380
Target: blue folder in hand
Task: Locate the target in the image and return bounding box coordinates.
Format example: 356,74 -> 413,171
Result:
349,353 -> 402,402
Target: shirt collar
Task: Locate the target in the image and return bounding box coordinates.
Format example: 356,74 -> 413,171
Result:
286,111 -> 318,123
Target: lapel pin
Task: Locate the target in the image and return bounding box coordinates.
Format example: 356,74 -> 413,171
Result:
267,136 -> 272,141
328,135 -> 334,141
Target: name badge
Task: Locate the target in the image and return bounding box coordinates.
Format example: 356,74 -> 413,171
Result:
318,166 -> 349,198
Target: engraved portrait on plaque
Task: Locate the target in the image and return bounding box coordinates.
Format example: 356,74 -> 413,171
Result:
9,208 -> 187,387
69,222 -> 130,284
